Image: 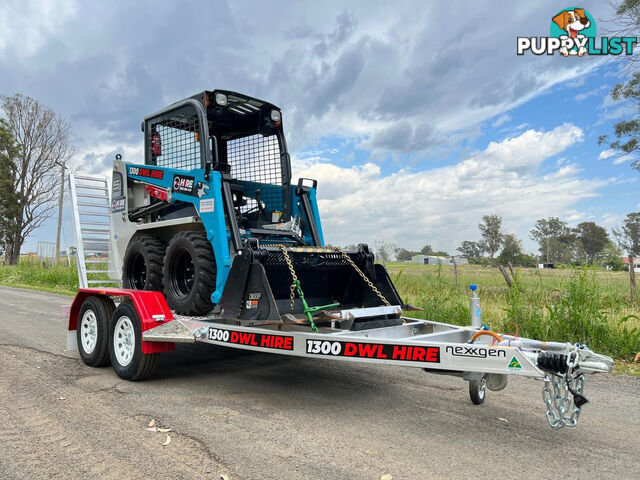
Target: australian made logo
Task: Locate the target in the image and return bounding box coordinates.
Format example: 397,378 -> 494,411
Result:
517,7 -> 637,56
507,356 -> 522,370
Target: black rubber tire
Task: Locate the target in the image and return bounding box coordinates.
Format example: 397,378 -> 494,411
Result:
163,231 -> 217,315
122,234 -> 166,291
77,296 -> 115,367
469,377 -> 487,405
108,301 -> 158,380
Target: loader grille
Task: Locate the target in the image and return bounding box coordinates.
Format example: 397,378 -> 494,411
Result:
265,249 -> 347,269
228,134 -> 284,214
151,112 -> 201,171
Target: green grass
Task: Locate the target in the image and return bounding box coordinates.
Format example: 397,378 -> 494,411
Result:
2,258 -> 640,363
0,257 -> 79,295
387,262 -> 640,361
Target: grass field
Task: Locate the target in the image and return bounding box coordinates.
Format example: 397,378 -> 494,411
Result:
386,262 -> 640,363
1,258 -> 639,372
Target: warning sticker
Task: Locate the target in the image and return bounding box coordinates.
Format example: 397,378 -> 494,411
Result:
208,327 -> 293,351
305,340 -> 439,363
199,198 -> 214,213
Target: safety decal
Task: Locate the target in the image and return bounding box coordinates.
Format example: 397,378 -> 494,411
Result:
199,198 -> 214,213
305,340 -> 440,363
208,327 -> 294,351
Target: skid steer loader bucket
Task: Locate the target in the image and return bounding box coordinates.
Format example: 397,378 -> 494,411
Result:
219,243 -> 404,329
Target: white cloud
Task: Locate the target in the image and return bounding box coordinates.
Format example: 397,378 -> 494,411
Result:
598,149 -> 616,160
492,114 -> 511,128
294,125 -> 607,251
0,0 -> 612,160
613,154 -> 633,165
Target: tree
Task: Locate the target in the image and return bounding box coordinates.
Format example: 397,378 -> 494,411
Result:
375,241 -> 396,264
530,217 -> 574,263
478,214 -> 503,262
0,119 -> 19,259
457,240 -> 484,263
395,248 -> 418,262
600,241 -> 625,271
420,244 -> 433,255
0,94 -> 74,264
616,212 -> 640,296
573,222 -> 609,263
598,0 -> 640,166
497,234 -> 523,265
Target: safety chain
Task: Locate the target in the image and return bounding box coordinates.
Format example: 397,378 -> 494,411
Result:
333,246 -> 391,307
541,346 -> 585,429
274,244 -> 298,310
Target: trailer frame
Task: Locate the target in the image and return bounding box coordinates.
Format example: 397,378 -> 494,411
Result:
67,287 -> 614,429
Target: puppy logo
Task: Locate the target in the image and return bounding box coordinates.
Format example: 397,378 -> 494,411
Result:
517,9 -> 635,56
550,8 -> 596,56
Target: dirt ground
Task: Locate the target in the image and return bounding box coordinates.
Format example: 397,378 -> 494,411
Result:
0,286 -> 639,480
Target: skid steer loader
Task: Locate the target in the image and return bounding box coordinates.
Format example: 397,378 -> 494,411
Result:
109,90 -> 403,330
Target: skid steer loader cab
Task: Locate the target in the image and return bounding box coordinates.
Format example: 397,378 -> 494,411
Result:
111,89 -> 403,328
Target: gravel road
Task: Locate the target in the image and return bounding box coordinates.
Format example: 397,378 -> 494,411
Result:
0,286 -> 638,480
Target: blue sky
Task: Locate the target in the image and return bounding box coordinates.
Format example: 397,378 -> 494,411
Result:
0,1 -> 637,255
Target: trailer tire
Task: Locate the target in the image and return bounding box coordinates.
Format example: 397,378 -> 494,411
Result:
77,296 -> 115,367
163,231 -> 216,315
469,377 -> 487,405
122,234 -> 166,292
108,301 -> 158,380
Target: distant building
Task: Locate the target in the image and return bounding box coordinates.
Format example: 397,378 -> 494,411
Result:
622,256 -> 640,272
412,255 -> 468,266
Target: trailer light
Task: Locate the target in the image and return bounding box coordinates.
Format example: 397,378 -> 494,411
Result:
194,329 -> 202,339
270,110 -> 281,122
215,93 -> 228,106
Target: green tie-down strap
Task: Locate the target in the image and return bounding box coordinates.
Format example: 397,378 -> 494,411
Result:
292,279 -> 340,333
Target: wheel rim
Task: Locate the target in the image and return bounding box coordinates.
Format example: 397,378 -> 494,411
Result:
80,309 -> 98,354
478,378 -> 487,400
113,315 -> 135,367
170,248 -> 195,299
126,252 -> 147,289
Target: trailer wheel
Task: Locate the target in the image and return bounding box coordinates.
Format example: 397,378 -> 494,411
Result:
122,234 -> 166,292
108,301 -> 158,380
77,296 -> 115,367
163,231 -> 216,315
469,376 -> 487,405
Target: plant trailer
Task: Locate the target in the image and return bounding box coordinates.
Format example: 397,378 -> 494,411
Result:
67,89 -> 613,429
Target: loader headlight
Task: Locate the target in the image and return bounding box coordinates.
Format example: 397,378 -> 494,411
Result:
270,110 -> 281,122
215,93 -> 228,106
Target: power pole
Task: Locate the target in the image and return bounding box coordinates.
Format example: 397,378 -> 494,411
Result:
55,160 -> 66,261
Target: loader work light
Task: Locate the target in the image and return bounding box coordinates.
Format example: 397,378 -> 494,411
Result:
270,109 -> 281,122
215,93 -> 228,106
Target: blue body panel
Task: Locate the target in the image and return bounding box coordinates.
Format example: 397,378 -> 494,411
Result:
290,186 -> 324,246
126,163 -> 325,304
125,164 -> 231,304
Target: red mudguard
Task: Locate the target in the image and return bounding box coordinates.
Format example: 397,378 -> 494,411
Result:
69,288 -> 175,354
